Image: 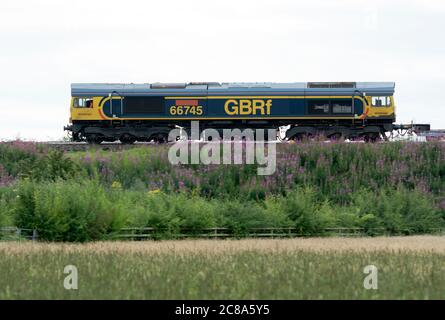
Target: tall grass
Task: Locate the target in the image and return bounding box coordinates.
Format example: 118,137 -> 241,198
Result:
67,141 -> 444,202
0,240 -> 444,299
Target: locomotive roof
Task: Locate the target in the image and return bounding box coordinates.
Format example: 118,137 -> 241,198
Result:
71,82 -> 395,97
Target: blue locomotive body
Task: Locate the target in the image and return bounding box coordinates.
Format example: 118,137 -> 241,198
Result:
66,82 -> 396,143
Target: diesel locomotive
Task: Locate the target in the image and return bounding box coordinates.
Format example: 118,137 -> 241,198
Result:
64,82 -> 397,143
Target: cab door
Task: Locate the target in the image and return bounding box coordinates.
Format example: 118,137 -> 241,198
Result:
109,91 -> 124,118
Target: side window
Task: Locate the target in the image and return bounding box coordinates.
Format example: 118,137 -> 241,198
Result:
372,96 -> 390,107
332,100 -> 352,113
308,100 -> 330,115
73,98 -> 93,108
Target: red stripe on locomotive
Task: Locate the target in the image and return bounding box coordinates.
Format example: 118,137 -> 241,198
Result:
175,99 -> 198,106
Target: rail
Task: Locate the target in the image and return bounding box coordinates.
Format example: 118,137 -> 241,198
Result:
42,131 -> 445,152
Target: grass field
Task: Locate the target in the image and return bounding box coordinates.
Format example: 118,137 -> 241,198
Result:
1,236 -> 444,299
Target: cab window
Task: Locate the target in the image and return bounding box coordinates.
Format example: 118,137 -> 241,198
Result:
372,96 -> 391,107
73,98 -> 93,108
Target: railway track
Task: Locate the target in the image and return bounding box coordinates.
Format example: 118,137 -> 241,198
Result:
39,138 -> 445,151
44,141 -> 159,152
44,140 -> 291,152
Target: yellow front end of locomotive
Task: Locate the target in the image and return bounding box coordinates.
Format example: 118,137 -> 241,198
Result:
70,97 -> 107,121
365,95 -> 395,120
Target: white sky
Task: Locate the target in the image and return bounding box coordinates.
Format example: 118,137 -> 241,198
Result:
1,0 -> 444,141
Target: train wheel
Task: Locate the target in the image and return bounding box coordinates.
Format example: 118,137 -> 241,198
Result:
153,133 -> 168,143
371,135 -> 380,143
363,133 -> 380,143
72,132 -> 80,142
328,133 -> 342,142
120,134 -> 136,145
292,133 -> 313,142
348,135 -> 359,142
86,134 -> 103,145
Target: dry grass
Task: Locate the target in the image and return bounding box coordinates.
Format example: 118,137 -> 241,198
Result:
1,236 -> 445,254
1,237 -> 444,299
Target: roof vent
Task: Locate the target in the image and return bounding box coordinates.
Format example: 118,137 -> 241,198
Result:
308,82 -> 356,88
151,83 -> 186,89
228,82 -> 272,88
188,82 -> 221,86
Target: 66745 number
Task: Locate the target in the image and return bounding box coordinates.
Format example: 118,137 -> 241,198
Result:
169,105 -> 203,115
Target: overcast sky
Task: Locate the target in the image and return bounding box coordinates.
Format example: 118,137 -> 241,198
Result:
1,0 -> 444,140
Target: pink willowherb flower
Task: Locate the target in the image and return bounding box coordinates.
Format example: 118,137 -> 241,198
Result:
0,164 -> 15,187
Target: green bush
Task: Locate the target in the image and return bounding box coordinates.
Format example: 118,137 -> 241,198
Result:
14,180 -> 127,241
0,144 -> 82,183
266,188 -> 332,234
29,150 -> 81,181
217,200 -> 292,235
5,180 -> 443,241
351,188 -> 443,234
127,192 -> 218,237
0,188 -> 15,228
0,142 -> 40,177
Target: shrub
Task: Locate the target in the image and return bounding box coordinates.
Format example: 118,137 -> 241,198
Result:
265,188 -> 332,234
0,188 -> 15,228
29,150 -> 81,181
3,181 -> 444,241
351,187 -> 444,234
128,192 -> 218,236
217,200 -> 291,235
0,143 -> 82,182
0,142 -> 39,178
14,180 -> 127,241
